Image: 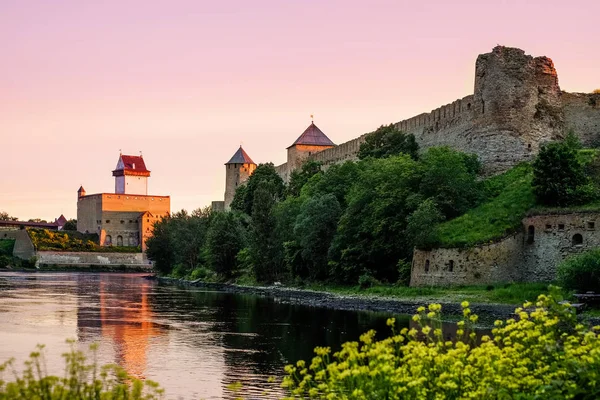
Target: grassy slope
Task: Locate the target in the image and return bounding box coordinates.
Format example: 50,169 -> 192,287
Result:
435,163 -> 536,248
0,240 -> 15,256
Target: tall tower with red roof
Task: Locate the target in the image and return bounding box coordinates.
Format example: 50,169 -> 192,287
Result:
287,122 -> 335,171
224,146 -> 256,209
112,154 -> 151,195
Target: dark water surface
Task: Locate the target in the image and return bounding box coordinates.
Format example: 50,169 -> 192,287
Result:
0,272 -> 407,399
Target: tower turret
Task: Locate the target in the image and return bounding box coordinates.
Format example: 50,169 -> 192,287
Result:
224,146 -> 256,209
77,186 -> 86,199
112,154 -> 151,195
287,121 -> 335,173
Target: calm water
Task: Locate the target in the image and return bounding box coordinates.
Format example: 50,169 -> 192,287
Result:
0,272 -> 407,399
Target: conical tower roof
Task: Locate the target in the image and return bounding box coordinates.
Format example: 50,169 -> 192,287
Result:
288,122 -> 335,149
226,146 -> 255,165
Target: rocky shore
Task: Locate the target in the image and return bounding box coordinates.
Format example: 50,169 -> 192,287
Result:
154,276 -> 519,324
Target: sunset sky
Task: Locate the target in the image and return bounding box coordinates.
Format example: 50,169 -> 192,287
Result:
1,0 -> 598,220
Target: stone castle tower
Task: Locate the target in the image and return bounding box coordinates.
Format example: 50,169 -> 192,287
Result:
286,122 -> 336,171
112,154 -> 151,195
224,146 -> 257,209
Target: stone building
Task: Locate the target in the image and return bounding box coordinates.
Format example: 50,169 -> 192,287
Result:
215,46 -> 599,210
410,212 -> 600,286
77,154 -> 170,251
223,146 -> 257,210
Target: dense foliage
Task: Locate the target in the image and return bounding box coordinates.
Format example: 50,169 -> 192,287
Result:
357,124 -> 418,160
28,229 -> 139,253
0,342 -> 163,399
0,211 -> 17,221
147,145 -> 484,285
557,248 -> 600,292
532,133 -> 593,206
283,291 -> 600,399
146,134 -> 600,286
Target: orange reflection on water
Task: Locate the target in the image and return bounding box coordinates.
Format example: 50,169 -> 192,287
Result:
97,278 -> 164,379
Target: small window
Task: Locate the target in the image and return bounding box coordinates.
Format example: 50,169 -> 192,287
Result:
558,224 -> 565,231
528,143 -> 532,150
448,260 -> 454,272
588,222 -> 595,230
467,103 -> 471,110
147,219 -> 150,223
572,234 -> 583,246
425,260 -> 430,273
106,220 -> 110,223
129,220 -> 133,223
545,224 -> 552,230
120,220 -> 124,224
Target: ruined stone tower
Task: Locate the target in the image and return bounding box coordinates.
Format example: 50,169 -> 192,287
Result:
224,146 -> 257,209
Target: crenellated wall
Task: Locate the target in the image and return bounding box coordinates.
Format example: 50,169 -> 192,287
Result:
271,46 -> 598,178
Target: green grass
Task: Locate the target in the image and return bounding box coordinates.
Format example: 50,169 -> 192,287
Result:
301,281 -> 556,305
435,163 -> 536,248
0,239 -> 15,256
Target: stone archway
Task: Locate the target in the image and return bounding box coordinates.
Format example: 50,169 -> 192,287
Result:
117,235 -> 123,246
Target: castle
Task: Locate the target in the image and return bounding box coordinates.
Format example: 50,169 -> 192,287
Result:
77,154 -> 170,251
214,46 -> 599,210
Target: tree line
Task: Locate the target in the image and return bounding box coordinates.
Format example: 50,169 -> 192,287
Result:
147,124 -> 483,285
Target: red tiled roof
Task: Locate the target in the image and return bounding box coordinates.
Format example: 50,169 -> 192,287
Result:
112,154 -> 151,177
55,215 -> 68,226
288,122 -> 335,148
226,146 -> 256,165
117,155 -> 149,172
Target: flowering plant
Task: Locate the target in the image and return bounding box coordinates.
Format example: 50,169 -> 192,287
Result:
283,287 -> 600,399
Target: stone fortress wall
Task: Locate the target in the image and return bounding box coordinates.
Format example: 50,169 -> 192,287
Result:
411,212 -> 600,286
273,46 -> 599,179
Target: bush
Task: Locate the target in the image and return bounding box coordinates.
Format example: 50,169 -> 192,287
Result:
0,341 -> 163,399
283,290 -> 600,399
557,248 -> 600,292
358,273 -> 380,290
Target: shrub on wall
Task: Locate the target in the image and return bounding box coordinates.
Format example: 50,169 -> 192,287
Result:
557,248 -> 600,292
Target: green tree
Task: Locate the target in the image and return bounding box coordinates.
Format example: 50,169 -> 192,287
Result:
302,161 -> 360,209
329,155 -> 419,283
406,198 -> 444,250
62,219 -> 77,231
532,134 -> 587,206
358,124 -> 419,160
286,160 -> 322,197
232,163 -> 285,215
205,211 -> 247,278
293,194 -> 342,280
249,181 -> 284,282
418,147 -> 482,219
145,216 -> 175,274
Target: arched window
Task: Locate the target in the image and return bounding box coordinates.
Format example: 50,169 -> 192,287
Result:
117,235 -> 123,246
105,235 -> 112,246
425,260 -> 430,273
527,225 -> 535,244
449,260 -> 454,272
572,234 -> 583,246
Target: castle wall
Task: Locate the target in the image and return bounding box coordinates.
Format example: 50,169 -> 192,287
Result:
290,47 -> 599,177
35,251 -> 149,268
521,213 -> 600,282
77,195 -> 103,234
411,212 -> 600,286
562,92 -> 600,147
411,234 -> 523,286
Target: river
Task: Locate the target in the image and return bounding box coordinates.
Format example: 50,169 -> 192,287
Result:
0,272 -> 408,399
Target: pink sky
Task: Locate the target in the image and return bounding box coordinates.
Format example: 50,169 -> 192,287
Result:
1,0 -> 599,220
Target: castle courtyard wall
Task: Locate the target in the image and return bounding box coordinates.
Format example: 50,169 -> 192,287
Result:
562,92 -> 600,147
35,251 -> 150,268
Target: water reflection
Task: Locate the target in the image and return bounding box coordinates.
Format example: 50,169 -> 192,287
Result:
0,272 -> 408,399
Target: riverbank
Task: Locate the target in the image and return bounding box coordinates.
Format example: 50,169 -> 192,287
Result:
155,276 -> 527,324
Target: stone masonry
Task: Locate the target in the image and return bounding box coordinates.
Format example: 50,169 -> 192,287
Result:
411,212 -> 600,286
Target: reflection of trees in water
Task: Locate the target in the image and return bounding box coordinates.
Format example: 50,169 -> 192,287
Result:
148,288 -> 409,374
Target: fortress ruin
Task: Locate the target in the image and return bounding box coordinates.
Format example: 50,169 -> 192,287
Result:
215,46 -> 600,209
